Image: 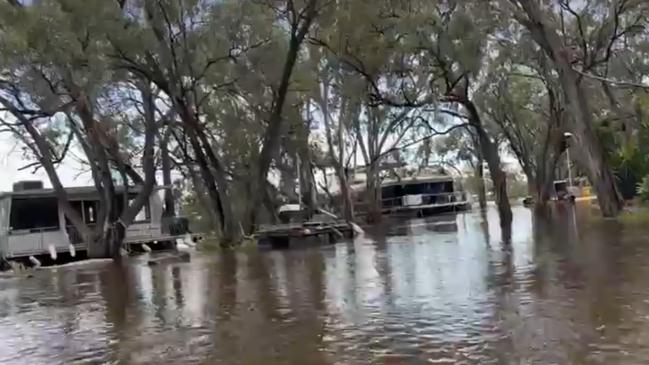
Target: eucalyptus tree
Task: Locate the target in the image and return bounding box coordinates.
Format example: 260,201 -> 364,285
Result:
307,48 -> 363,221
311,0 -> 471,222
111,0 -> 324,239
409,0 -> 515,231
477,31 -> 568,205
506,0 -> 649,216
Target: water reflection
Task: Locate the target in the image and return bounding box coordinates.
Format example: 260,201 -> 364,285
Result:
3,205 -> 649,363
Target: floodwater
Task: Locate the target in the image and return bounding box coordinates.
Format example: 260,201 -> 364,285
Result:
2,204 -> 649,364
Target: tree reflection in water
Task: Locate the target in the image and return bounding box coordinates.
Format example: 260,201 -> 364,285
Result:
1,205 -> 649,364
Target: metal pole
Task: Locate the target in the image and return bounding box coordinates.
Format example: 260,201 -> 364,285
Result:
566,145 -> 573,187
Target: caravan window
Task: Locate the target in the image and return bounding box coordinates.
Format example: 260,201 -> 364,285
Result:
83,201 -> 99,224
10,197 -> 59,231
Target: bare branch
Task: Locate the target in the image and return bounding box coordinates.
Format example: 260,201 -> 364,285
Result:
378,122 -> 471,160
574,68 -> 649,89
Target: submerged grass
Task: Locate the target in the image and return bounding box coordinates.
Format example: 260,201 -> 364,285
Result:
618,209 -> 649,226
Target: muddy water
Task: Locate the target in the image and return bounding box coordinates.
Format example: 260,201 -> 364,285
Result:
2,205 -> 649,364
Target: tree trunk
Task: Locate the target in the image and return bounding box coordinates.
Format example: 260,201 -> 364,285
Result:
185,165 -> 218,228
526,175 -> 536,197
365,162 -> 382,223
475,154 -> 488,210
194,127 -> 237,242
115,83 -> 159,257
299,155 -> 317,218
85,83 -> 159,259
537,175 -> 554,205
245,0 -> 318,232
160,128 -> 175,217
464,100 -> 513,232
141,2 -> 238,242
73,94 -> 121,258
536,129 -> 564,206
338,168 -> 355,221
279,159 -> 298,202
263,182 -> 280,224
512,0 -> 622,217
562,69 -> 622,216
177,102 -> 237,244
105,210 -> 124,259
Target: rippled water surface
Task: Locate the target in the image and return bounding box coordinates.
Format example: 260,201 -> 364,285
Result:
3,205 -> 649,364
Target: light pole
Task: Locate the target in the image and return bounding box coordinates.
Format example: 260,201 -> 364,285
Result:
564,132 -> 573,187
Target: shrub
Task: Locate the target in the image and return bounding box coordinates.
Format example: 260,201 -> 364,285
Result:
636,175 -> 649,202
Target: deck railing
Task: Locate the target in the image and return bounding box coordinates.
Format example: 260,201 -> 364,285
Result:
7,227 -> 61,256
354,191 -> 468,213
382,191 -> 467,208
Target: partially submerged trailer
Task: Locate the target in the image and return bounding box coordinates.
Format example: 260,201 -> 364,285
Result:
0,181 -> 171,262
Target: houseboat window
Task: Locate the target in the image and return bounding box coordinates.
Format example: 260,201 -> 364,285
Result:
444,181 -> 454,193
83,201 -> 98,224
10,197 -> 59,231
381,185 -> 399,199
402,183 -> 435,195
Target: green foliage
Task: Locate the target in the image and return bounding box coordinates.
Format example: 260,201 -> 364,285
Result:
3,0 -> 649,229
602,94 -> 649,183
636,175 -> 649,202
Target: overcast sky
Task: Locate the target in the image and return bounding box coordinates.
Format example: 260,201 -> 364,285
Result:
0,134 -> 93,191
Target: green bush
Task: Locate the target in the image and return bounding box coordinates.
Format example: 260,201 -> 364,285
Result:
636,175 -> 649,202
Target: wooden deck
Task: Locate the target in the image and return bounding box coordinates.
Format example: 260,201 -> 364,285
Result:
256,221 -> 353,249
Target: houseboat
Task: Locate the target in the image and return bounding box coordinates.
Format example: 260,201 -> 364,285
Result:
354,175 -> 471,217
379,175 -> 471,216
0,181 -> 176,263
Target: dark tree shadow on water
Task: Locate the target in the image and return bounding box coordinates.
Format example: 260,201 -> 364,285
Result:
479,210 -> 490,246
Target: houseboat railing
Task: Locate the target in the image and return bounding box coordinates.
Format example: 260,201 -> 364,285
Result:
6,226 -> 60,256
354,192 -> 468,213
67,223 -> 163,245
381,191 -> 467,208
